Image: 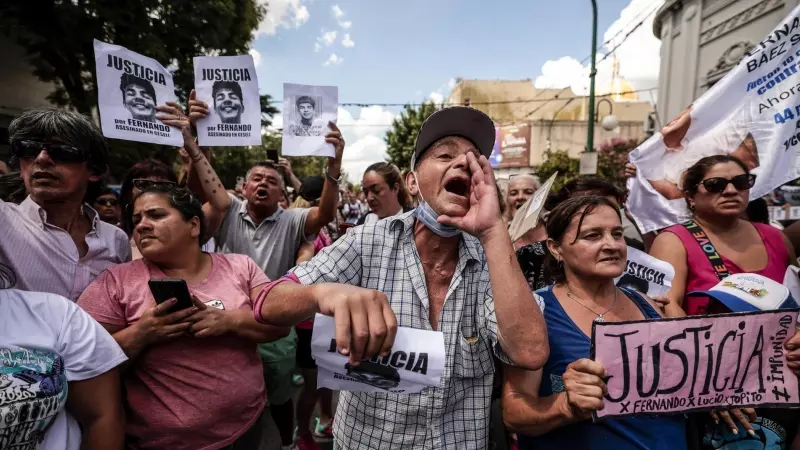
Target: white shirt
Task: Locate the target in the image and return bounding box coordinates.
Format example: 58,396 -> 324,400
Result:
0,289 -> 127,449
363,207 -> 405,225
0,197 -> 131,301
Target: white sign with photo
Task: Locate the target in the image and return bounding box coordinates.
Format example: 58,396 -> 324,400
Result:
281,83 -> 338,157
627,4 -> 800,233
614,246 -> 675,298
193,55 -> 262,146
93,39 -> 182,146
311,314 -> 445,394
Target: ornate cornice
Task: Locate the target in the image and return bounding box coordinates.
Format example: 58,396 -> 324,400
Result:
699,0 -> 784,45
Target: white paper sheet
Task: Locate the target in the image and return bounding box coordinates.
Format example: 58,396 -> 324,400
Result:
509,172 -> 557,242
93,39 -> 182,146
193,55 -> 262,146
281,83 -> 338,157
311,314 -> 445,394
614,246 -> 675,297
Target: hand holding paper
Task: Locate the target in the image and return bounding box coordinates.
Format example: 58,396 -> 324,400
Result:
311,283 -> 397,365
562,358 -> 608,420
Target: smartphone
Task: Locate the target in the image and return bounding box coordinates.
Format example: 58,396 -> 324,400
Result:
236,176 -> 245,189
148,279 -> 194,311
266,149 -> 279,163
339,222 -> 355,236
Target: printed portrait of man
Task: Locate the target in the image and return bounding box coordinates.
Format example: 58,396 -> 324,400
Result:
119,73 -> 157,122
287,95 -> 325,137
212,80 -> 244,124
644,105 -> 760,200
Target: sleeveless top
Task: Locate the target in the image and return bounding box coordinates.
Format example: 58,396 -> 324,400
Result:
518,286 -> 687,450
663,222 -> 789,316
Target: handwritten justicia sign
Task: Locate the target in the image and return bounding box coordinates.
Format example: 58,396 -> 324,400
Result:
591,310 -> 800,420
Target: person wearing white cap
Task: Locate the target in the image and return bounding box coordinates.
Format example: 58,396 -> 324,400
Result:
253,106 -> 549,449
686,273 -> 800,449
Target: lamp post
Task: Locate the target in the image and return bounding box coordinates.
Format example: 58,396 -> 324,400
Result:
586,0 -> 598,155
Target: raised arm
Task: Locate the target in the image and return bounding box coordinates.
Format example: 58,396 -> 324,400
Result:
305,122 -> 345,235
160,91 -> 231,238
648,231 -> 688,318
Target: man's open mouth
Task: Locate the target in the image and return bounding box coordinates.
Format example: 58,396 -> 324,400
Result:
32,172 -> 58,181
444,177 -> 470,198
256,188 -> 268,200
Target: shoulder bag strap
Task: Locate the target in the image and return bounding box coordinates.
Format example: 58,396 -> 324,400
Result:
681,220 -> 731,281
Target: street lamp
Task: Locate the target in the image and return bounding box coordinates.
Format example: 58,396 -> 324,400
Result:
581,0 -> 599,175
587,0 -> 598,153
596,98 -> 618,131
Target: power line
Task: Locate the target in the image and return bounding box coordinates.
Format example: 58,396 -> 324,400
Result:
325,87 -> 657,127
523,2 -> 661,118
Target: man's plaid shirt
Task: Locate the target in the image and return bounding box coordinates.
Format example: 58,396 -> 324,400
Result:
290,211 -> 521,449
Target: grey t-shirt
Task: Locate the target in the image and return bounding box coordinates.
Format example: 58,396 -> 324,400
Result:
216,195 -> 311,280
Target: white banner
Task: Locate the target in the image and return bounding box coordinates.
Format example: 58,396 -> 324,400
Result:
93,39 -> 182,146
311,314 -> 445,394
627,5 -> 800,233
193,55 -> 261,146
614,246 -> 674,298
281,83 -> 338,157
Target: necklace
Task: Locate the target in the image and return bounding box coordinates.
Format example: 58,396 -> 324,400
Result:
566,287 -> 617,322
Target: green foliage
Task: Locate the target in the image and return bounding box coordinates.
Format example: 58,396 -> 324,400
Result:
535,137 -> 640,192
534,150 -> 580,192
385,101 -> 438,171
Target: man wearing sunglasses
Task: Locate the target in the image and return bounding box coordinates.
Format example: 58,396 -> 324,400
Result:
92,187 -> 122,227
0,108 -> 131,302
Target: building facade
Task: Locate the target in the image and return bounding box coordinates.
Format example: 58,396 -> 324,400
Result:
654,0 -> 800,123
447,79 -> 654,178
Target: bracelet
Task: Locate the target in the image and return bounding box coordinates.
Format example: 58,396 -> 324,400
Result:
325,166 -> 342,185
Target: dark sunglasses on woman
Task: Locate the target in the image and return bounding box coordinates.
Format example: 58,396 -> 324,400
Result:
132,179 -> 177,191
11,140 -> 89,163
697,173 -> 756,193
95,198 -> 119,207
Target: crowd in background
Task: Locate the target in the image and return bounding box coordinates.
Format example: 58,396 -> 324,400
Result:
4,100 -> 800,450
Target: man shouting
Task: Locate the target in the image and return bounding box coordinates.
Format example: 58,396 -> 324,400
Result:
255,106 -> 549,449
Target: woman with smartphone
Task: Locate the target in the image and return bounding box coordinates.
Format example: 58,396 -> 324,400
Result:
77,183 -> 289,449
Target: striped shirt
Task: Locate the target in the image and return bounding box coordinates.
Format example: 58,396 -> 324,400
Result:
0,196 -> 131,301
287,211 -> 524,450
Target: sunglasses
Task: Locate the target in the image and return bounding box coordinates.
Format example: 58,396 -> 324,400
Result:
133,179 -> 177,191
697,174 -> 756,193
11,140 -> 89,163
95,198 -> 119,207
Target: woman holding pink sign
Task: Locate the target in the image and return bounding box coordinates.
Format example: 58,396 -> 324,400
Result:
502,195 -> 687,449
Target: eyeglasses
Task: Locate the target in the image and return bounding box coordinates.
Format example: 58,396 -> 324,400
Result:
11,140 -> 89,163
132,179 -> 177,191
95,198 -> 118,207
697,174 -> 756,193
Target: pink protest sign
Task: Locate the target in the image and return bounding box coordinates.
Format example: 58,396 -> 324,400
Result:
591,309 -> 800,420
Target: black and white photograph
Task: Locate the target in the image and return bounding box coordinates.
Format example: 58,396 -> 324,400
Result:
120,73 -> 157,122
282,83 -> 338,157
93,39 -> 182,146
193,55 -> 261,146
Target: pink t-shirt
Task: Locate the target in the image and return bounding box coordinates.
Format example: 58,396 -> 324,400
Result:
664,222 -> 789,316
77,253 -> 269,450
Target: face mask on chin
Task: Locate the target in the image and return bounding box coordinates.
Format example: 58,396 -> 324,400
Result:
411,170 -> 461,238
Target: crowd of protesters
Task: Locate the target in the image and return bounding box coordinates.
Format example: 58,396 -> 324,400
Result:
4,96 -> 800,450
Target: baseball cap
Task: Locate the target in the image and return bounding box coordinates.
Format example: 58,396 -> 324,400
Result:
411,106 -> 496,168
686,273 -> 798,313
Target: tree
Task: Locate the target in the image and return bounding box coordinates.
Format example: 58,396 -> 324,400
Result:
0,0 -> 263,113
534,150 -> 580,192
385,101 -> 438,171
534,137 -> 641,193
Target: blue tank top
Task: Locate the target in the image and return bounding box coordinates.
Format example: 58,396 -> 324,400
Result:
519,286 -> 687,450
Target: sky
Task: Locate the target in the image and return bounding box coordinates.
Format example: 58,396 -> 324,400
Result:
251,0 -> 664,182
